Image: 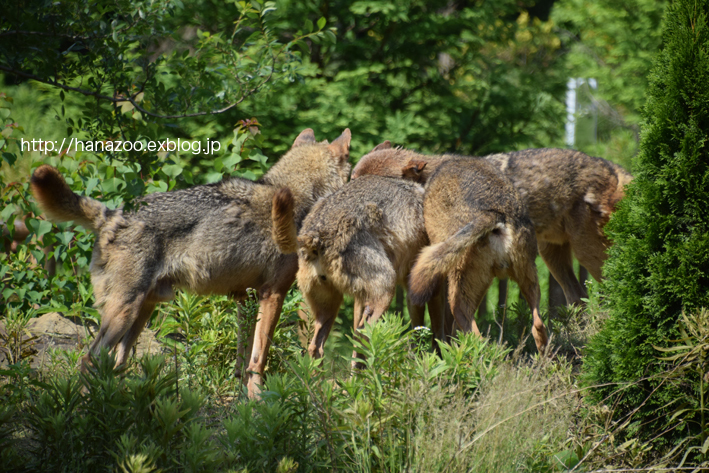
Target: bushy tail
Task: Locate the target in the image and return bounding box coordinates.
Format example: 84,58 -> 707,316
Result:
271,187 -> 298,254
30,165 -> 108,233
409,216 -> 497,305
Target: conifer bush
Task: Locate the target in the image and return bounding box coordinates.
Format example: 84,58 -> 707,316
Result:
584,0 -> 709,442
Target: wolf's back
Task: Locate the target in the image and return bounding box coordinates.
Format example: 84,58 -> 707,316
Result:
31,165 -> 108,233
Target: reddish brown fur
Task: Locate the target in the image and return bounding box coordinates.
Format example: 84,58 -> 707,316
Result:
401,160 -> 427,183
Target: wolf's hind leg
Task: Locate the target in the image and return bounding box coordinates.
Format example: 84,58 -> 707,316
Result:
438,279 -> 455,341
510,258 -> 548,354
113,282 -> 173,365
448,269 -> 490,337
427,284 -> 447,348
83,293 -> 147,370
233,299 -> 253,382
114,300 -> 158,366
353,299 -> 365,334
408,294 -> 426,328
538,241 -> 587,305
246,268 -> 297,399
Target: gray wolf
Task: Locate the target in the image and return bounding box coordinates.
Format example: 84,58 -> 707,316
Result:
404,157 -> 548,353
30,128 -> 351,397
272,175 -> 445,364
352,144 -> 633,306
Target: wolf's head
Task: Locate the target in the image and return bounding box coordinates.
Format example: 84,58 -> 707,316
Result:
263,128 -> 352,223
351,141 -> 421,180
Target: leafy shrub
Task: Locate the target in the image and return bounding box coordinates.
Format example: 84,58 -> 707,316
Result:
0,351 -> 221,473
654,309 -> 709,466
583,0 -> 709,446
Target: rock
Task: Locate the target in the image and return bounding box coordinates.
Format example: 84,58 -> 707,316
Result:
0,312 -> 164,368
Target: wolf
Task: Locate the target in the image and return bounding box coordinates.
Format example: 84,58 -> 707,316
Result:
272,175 -> 445,364
404,157 -> 548,353
352,143 -> 633,305
30,128 -> 352,397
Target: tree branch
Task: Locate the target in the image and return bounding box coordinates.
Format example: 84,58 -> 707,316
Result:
0,64 -> 258,119
0,30 -> 88,40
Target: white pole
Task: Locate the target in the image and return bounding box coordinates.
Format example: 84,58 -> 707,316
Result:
565,78 -> 577,148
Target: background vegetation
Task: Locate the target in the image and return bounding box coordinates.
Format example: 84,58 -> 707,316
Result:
3,0 -> 709,471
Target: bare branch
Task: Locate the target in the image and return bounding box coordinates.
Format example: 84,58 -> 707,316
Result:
0,30 -> 88,40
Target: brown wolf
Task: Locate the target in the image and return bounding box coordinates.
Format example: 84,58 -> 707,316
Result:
30,128 -> 351,397
272,175 -> 445,364
404,157 -> 549,353
352,144 -> 633,305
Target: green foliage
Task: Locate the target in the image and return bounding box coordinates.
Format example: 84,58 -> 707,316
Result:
0,351 -> 222,473
0,0 -> 333,166
0,306 -> 38,365
152,288 -> 304,397
240,0 -> 567,158
553,0 -> 666,125
583,0 -> 709,447
654,310 -> 709,466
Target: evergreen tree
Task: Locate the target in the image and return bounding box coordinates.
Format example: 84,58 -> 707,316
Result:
584,0 -> 709,440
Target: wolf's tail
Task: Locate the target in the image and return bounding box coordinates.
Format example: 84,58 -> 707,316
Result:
409,215 -> 498,305
271,187 -> 298,254
30,165 -> 108,233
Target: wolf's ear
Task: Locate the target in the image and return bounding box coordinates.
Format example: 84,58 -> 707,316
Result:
401,159 -> 427,182
370,140 -> 392,152
293,128 -> 317,147
328,129 -> 351,162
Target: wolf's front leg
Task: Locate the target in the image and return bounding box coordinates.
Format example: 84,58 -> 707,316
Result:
244,295 -> 289,397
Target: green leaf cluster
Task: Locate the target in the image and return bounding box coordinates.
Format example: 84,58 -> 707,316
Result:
1,0 -> 334,173
1,352 -> 221,473
551,0 -> 666,167
553,0 -> 666,126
